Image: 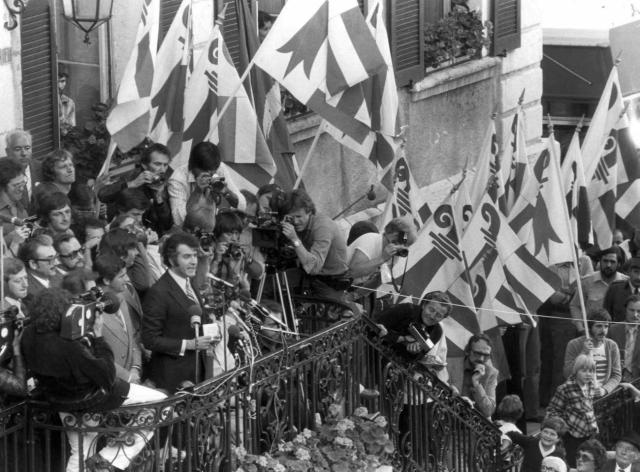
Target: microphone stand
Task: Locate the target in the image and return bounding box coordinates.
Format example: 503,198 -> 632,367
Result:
332,185 -> 376,220
191,317 -> 201,385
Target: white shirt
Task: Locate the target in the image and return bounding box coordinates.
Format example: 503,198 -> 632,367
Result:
167,163 -> 246,226
539,442 -> 556,458
167,269 -> 198,356
616,464 -> 631,472
31,273 -> 50,289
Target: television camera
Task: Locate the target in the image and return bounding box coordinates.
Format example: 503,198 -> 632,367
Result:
0,305 -> 27,365
252,211 -> 297,271
59,287 -> 120,341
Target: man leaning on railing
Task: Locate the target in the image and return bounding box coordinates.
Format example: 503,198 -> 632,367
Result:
21,288 -> 166,472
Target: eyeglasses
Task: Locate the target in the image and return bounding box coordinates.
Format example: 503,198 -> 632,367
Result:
59,247 -> 85,259
576,452 -> 595,462
541,467 -> 561,472
34,255 -> 57,264
471,350 -> 491,359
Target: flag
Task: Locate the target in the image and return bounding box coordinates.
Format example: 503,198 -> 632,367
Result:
148,0 -> 191,156
561,125 -> 592,248
106,0 -> 159,152
179,19 -> 275,194
254,0 -> 387,156
581,68 -> 627,247
234,0 -> 298,189
392,194 -> 478,355
463,193 -> 561,321
502,101 -> 532,215
469,118 -> 506,214
379,151 -> 425,230
323,0 -> 401,187
508,136 -> 574,266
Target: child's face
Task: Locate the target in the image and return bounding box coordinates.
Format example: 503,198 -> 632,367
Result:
539,428 -> 560,448
575,368 -> 595,385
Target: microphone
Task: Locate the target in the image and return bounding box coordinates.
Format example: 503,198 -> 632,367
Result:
96,292 -> 121,314
207,273 -> 234,288
229,300 -> 261,324
188,305 -> 203,329
408,323 -> 434,352
237,292 -> 288,329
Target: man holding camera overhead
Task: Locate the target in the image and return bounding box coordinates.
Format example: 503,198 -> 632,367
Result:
280,189 -> 349,301
168,142 -> 244,226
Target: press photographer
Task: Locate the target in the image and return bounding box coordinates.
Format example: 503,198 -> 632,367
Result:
279,189 -> 350,301
210,211 -> 252,292
97,143 -> 174,236
22,288 -> 166,472
0,302 -> 27,406
168,142 -> 244,226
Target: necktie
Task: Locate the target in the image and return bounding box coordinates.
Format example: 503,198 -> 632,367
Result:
185,280 -> 198,305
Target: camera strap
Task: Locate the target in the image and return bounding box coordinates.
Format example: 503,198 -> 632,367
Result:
390,256 -> 409,294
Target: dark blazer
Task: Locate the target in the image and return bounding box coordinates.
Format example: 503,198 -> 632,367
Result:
608,323 -> 640,380
604,281 -> 636,322
506,431 -> 566,472
141,271 -> 204,394
601,458 -> 640,472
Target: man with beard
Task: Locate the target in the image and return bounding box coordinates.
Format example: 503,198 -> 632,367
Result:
571,247 -> 628,333
605,257 -> 640,322
563,309 -> 621,397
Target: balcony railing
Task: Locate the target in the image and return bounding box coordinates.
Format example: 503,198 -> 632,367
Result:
0,303 -> 506,472
594,380 -> 640,449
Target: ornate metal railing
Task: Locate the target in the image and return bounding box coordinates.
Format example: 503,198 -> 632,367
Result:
594,380 -> 640,449
0,313 -> 505,471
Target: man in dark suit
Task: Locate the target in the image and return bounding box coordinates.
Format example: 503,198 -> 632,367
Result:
5,129 -> 42,205
142,232 -> 213,393
604,257 -> 640,322
17,234 -> 61,304
609,294 -> 640,381
602,432 -> 640,472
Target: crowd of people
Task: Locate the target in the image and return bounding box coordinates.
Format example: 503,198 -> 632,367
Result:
0,129 -> 366,471
1,126 -> 640,472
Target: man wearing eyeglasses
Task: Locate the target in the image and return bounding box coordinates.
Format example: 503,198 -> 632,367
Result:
17,234 -> 61,302
602,433 -> 640,472
460,333 -> 498,417
53,233 -> 92,277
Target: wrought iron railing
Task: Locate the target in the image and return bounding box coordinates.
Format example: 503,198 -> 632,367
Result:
594,380 -> 640,449
0,311 -> 505,472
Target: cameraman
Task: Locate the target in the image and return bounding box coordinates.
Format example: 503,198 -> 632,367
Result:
168,142 -> 244,226
98,143 -> 174,236
210,211 -> 252,291
279,189 -> 349,300
0,158 -> 31,254
21,288 -> 166,472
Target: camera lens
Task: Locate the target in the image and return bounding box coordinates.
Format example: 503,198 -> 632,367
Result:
396,247 -> 409,257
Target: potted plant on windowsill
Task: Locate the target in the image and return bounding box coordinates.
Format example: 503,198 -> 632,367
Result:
233,405 -> 394,472
424,6 -> 492,72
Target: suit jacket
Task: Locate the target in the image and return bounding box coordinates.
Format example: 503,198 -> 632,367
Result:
23,272 -> 60,309
102,304 -> 142,382
604,281 -> 637,322
601,458 -> 640,472
141,271 -> 204,393
608,324 -> 640,380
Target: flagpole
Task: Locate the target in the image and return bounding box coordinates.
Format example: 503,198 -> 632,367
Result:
548,116 -> 590,337
294,122 -> 324,189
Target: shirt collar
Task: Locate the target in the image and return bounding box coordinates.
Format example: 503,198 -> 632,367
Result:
30,273 -> 50,288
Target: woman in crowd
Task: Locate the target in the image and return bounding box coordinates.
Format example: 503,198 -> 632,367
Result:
574,438 -> 607,472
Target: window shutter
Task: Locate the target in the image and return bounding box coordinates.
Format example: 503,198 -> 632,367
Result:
159,0 -> 182,47
21,0 -> 58,156
389,0 -> 424,87
492,0 -> 521,56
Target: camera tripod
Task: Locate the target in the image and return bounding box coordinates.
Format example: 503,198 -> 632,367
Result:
255,266 -> 299,338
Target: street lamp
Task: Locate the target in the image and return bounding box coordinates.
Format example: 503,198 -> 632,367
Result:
61,0 -> 113,44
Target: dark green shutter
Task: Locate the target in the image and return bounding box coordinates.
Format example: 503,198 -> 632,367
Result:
159,0 -> 182,47
492,0 -> 521,56
389,0 -> 424,87
21,0 -> 58,156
